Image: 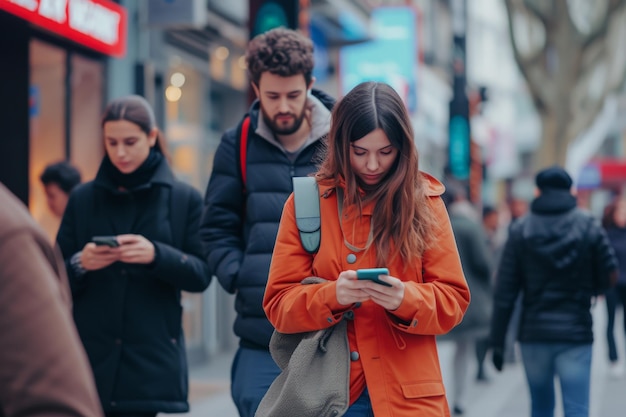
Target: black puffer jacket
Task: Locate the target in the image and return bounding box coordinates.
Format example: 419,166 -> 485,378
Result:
490,190 -> 617,348
200,89 -> 334,349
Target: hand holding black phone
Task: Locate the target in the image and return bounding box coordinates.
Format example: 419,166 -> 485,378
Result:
92,236 -> 120,248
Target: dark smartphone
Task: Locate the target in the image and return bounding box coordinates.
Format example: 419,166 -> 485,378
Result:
356,268 -> 391,287
92,236 -> 120,248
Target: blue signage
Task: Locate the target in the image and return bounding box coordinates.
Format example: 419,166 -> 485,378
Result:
577,163 -> 601,189
340,7 -> 418,112
449,115 -> 470,180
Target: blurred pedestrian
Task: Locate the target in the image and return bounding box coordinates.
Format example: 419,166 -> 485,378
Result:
474,204 -> 508,381
0,182 -> 103,417
199,27 -> 335,417
490,165 -> 617,417
440,180 -> 493,414
39,161 -> 82,218
56,95 -> 211,417
262,81 -> 470,416
602,197 -> 626,378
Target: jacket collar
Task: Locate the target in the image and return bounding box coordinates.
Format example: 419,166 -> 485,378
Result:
531,189 -> 577,214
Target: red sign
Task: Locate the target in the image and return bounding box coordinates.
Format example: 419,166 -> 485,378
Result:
0,0 -> 127,57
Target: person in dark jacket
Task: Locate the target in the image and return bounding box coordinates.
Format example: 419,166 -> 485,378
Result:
602,197 -> 626,378
441,180 -> 493,415
199,27 -> 334,417
56,95 -> 211,417
490,165 -> 617,417
0,182 -> 103,417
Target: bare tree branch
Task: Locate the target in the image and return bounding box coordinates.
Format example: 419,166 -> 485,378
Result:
522,0 -> 554,25
582,0 -> 626,49
505,0 -> 549,111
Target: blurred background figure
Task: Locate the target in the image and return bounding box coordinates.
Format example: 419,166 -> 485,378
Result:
39,161 -> 82,218
441,180 -> 493,415
474,204 -> 507,382
490,165 -> 617,417
602,197 -> 626,378
0,182 -> 103,417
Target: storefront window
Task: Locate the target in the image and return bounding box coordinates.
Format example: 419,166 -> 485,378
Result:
165,59 -> 207,352
29,39 -> 67,241
70,54 -> 104,181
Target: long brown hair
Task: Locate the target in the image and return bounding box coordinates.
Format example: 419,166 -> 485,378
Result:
101,95 -> 171,162
316,81 -> 438,266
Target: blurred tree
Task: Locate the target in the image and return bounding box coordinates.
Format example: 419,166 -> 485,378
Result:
504,0 -> 626,167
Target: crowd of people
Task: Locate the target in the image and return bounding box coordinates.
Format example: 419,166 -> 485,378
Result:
1,26 -> 624,417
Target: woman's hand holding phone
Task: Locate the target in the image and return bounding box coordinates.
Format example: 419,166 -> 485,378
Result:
357,268 -> 405,311
82,238 -> 121,271
336,268 -> 405,310
115,234 -> 155,265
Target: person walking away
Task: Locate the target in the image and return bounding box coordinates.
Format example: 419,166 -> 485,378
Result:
262,81 -> 470,417
440,180 -> 493,415
199,27 -> 334,417
0,182 -> 103,417
602,197 -> 626,378
490,165 -> 617,417
56,95 -> 211,417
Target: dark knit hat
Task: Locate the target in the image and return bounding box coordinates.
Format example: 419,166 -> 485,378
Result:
535,165 -> 573,191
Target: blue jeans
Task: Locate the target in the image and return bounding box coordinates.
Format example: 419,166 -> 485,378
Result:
231,347 -> 281,417
605,286 -> 626,362
343,388 -> 374,417
521,342 -> 592,417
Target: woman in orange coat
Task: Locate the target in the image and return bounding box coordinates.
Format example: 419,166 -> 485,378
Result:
264,81 -> 470,417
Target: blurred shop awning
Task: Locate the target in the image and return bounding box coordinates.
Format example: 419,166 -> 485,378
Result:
310,0 -> 373,47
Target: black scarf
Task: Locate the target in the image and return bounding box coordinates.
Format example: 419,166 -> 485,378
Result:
100,148 -> 163,191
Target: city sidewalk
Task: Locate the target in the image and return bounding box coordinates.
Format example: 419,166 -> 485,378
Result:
168,298 -> 626,417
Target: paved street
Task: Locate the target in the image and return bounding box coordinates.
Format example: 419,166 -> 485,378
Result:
166,297 -> 626,417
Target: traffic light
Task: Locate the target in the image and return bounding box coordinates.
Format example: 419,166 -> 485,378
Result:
249,0 -> 299,39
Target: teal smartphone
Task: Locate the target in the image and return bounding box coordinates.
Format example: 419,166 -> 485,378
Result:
92,236 -> 119,248
356,268 -> 391,287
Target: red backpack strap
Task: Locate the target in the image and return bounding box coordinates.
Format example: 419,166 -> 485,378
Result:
240,116 -> 250,191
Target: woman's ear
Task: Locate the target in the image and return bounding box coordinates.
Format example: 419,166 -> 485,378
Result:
148,128 -> 158,147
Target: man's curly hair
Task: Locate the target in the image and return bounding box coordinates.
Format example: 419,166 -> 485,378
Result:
246,27 -> 314,87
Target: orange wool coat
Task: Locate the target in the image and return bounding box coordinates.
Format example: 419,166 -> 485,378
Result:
264,173 -> 470,417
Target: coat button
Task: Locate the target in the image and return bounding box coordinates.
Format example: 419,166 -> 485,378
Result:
350,351 -> 360,361
346,253 -> 357,264
412,319 -> 418,327
344,311 -> 354,320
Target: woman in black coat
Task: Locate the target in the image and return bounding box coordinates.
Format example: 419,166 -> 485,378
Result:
57,95 -> 211,417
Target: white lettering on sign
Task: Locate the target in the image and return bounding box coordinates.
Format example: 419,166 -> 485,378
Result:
39,0 -> 67,23
8,0 -> 38,12
68,0 -> 120,45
